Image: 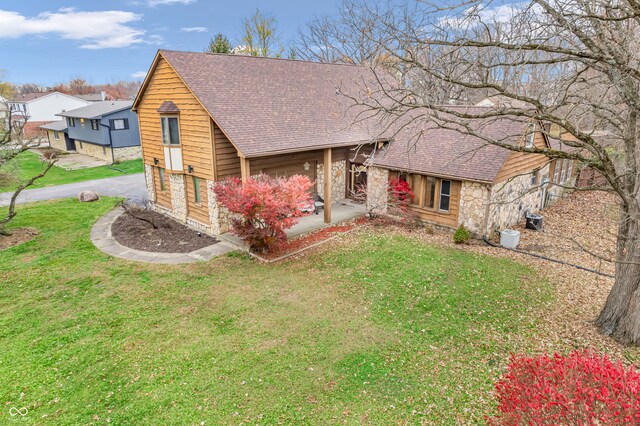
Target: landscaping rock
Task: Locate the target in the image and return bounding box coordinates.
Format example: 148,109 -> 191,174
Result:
78,190 -> 100,202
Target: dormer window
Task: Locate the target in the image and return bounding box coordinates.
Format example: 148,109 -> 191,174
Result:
525,124 -> 536,149
161,116 -> 180,145
68,117 -> 75,127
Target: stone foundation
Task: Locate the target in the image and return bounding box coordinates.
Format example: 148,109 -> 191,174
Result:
114,146 -> 142,161
316,160 -> 347,201
206,180 -> 230,235
75,140 -> 112,161
366,166 -> 389,215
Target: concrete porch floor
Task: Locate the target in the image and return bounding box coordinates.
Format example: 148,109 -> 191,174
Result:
220,199 -> 367,249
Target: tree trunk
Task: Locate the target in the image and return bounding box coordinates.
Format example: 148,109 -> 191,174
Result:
596,204 -> 640,344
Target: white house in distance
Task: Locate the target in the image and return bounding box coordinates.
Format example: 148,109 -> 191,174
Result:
9,91 -> 91,122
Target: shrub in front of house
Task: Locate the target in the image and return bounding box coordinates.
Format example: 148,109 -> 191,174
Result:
213,174 -> 313,252
487,350 -> 640,425
453,225 -> 471,244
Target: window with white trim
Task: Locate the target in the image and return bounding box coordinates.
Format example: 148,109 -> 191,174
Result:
111,118 -> 128,130
161,116 -> 180,145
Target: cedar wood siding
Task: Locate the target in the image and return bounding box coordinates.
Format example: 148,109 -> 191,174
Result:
493,131 -> 549,183
137,56 -> 215,183
390,171 -> 462,229
213,121 -> 241,179
153,166 -> 172,208
185,175 -> 209,224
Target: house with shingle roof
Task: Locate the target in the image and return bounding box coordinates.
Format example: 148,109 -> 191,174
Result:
39,100 -> 141,162
132,50 -> 576,236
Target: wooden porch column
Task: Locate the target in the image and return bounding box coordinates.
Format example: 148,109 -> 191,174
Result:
323,148 -> 332,224
240,157 -> 251,183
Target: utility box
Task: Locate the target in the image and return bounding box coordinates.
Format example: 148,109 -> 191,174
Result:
500,229 -> 521,249
526,213 -> 543,231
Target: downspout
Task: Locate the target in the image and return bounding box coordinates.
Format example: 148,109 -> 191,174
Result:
99,121 -> 124,173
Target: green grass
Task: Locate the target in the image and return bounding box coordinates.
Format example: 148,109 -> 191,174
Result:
0,199 -> 552,424
0,151 -> 142,192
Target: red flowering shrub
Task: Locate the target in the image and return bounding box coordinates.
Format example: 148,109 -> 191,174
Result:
389,177 -> 414,204
212,174 -> 313,252
487,350 -> 640,425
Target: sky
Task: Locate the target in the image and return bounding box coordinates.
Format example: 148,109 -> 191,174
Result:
0,0 -> 342,86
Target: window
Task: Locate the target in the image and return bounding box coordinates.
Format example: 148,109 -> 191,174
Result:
91,119 -> 99,130
111,118 -> 128,130
567,160 -> 574,180
525,124 -> 536,149
531,170 -> 539,185
193,176 -> 201,204
161,116 -> 180,145
425,176 -> 437,209
159,168 -> 166,192
553,160 -> 561,183
53,130 -> 59,139
439,180 -> 451,212
560,159 -> 567,183
68,117 -> 75,127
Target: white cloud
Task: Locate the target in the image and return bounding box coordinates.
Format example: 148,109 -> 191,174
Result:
181,26 -> 207,32
148,0 -> 195,6
439,2 -> 529,29
131,71 -> 147,78
0,8 -> 148,49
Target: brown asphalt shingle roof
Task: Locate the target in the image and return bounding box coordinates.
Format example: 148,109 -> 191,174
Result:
144,51 -> 544,183
370,107 -> 534,183
157,50 -> 377,158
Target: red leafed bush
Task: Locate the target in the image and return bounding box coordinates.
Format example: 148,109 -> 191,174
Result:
389,177 -> 414,204
487,350 -> 640,425
212,174 -> 313,252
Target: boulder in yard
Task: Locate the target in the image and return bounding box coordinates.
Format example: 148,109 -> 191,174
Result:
78,191 -> 99,202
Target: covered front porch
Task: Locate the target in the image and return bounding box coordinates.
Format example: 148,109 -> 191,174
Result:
219,199 -> 367,249
287,199 -> 367,238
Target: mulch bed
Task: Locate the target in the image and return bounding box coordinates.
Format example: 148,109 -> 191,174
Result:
260,217 -> 368,260
112,210 -> 217,253
0,227 -> 38,250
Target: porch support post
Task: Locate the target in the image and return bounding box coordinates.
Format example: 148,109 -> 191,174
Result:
324,148 -> 332,224
240,157 -> 251,183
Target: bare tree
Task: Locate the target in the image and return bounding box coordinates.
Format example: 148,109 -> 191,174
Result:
238,9 -> 284,58
308,0 -> 640,344
0,101 -> 56,235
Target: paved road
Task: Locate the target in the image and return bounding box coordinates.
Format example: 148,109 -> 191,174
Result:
0,174 -> 147,207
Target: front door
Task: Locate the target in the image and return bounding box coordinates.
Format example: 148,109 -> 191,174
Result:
65,134 -> 76,151
348,162 -> 368,199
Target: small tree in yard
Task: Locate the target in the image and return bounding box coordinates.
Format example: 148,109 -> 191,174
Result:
212,174 -> 313,252
0,101 -> 56,236
488,350 -> 640,424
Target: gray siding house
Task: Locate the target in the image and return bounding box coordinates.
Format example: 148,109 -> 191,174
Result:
53,101 -> 141,162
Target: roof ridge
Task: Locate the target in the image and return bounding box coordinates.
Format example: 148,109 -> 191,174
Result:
159,49 -> 364,68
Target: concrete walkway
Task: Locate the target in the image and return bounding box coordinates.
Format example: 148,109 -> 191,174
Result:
0,174 -> 147,207
91,208 -> 235,264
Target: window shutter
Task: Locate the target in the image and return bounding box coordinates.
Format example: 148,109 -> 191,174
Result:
123,118 -> 129,129
109,119 -> 114,129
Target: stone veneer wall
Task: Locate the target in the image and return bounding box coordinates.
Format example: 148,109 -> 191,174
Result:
486,164 -> 551,232
316,160 -> 347,201
144,164 -> 156,203
74,141 -> 112,162
366,166 -> 389,215
458,181 -> 492,235
206,180 -> 230,235
113,146 -> 142,162
168,173 -> 187,222
48,131 -> 67,152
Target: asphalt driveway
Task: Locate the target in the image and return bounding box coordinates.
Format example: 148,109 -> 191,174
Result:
0,174 -> 147,207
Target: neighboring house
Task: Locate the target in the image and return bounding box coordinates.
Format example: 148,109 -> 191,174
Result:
9,91 -> 90,122
51,101 -> 141,162
40,120 -> 71,151
75,91 -> 110,102
0,95 -> 8,133
132,50 -> 575,237
9,91 -> 91,140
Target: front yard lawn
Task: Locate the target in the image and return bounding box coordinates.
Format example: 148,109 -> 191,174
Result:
0,151 -> 142,192
0,199 -> 552,424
